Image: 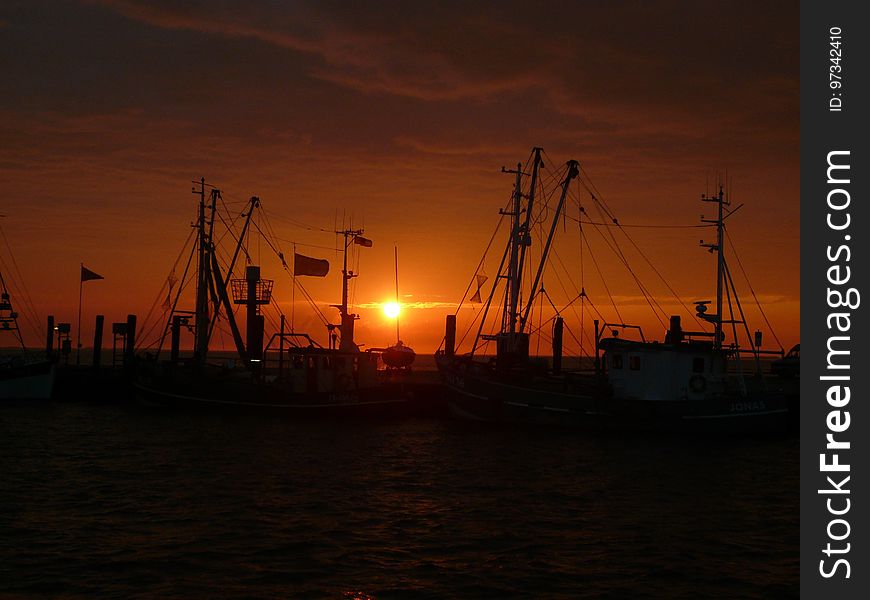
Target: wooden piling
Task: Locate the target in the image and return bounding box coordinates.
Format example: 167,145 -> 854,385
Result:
125,314 -> 136,366
93,314 -> 104,367
552,316 -> 563,375
46,315 -> 54,357
445,314 -> 456,357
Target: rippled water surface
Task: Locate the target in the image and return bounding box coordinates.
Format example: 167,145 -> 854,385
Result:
1,400 -> 797,598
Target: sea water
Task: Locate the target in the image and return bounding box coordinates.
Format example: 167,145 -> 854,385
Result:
1,399 -> 797,598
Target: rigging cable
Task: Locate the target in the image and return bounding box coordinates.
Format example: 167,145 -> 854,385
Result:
0,224 -> 42,336
137,226 -> 195,349
249,218 -> 330,328
723,258 -> 764,375
725,230 -> 785,351
572,165 -> 707,327
583,190 -> 667,328
580,226 -> 624,323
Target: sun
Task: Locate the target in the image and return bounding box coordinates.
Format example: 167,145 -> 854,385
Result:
383,302 -> 400,319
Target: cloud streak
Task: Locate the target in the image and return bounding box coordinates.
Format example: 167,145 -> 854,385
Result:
0,1 -> 799,350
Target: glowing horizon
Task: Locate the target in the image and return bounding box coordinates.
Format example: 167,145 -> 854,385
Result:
0,1 -> 798,355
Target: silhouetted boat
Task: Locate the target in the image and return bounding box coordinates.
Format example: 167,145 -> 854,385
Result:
379,246 -> 416,369
771,344 -> 799,379
134,180 -> 421,414
381,341 -> 416,368
435,148 -> 790,433
0,269 -> 54,399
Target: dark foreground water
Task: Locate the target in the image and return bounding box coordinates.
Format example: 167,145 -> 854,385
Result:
1,400 -> 797,598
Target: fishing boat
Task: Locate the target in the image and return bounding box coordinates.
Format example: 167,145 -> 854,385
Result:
435,148 -> 791,433
133,180 -> 417,414
0,269 -> 54,399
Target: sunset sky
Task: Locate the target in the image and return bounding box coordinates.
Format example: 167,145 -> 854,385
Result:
0,1 -> 798,354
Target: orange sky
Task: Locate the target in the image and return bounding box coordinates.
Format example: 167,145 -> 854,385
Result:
0,1 -> 798,354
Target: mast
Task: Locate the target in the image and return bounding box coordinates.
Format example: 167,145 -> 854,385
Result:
519,160 -> 579,331
514,147 -> 542,327
499,148 -> 543,335
206,195 -> 259,345
333,228 -> 365,351
716,185 -> 725,350
193,178 -> 207,361
700,184 -> 727,349
192,178 -> 217,362
0,270 -> 25,350
394,245 -> 400,343
500,162 -> 523,334
338,228 -> 363,319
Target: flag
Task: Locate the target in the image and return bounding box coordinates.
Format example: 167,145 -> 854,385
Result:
469,270 -> 486,303
81,265 -> 104,282
162,271 -> 176,311
294,253 -> 330,277
353,236 -> 373,247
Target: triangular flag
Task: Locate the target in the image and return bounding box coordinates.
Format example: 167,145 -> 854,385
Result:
470,289 -> 482,303
476,273 -> 488,288
81,265 -> 104,282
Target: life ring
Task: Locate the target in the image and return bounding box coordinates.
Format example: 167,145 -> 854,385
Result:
689,374 -> 706,393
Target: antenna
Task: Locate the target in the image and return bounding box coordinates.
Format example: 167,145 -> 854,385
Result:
394,244 -> 400,343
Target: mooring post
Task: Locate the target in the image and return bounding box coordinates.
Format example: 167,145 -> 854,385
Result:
445,314 -> 456,357
93,314 -> 104,368
279,314 -> 285,377
552,316 -> 563,375
125,314 -> 136,367
46,315 -> 54,358
593,319 -> 600,376
170,315 -> 183,365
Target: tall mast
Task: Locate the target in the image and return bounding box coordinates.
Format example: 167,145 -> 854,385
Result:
207,195 -> 259,341
394,245 -> 400,343
500,148 -> 543,335
192,178 -> 216,362
193,178 -> 207,361
514,147 -> 542,325
700,184 -> 727,349
337,228 -> 364,319
520,160 -> 579,331
332,228 -> 365,351
501,162 -> 523,334
0,270 -> 26,350
716,185 -> 725,350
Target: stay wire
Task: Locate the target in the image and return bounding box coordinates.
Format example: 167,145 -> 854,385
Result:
725,231 -> 784,351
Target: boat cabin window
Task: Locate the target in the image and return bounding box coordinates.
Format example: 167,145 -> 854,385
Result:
611,354 -> 623,369
692,357 -> 705,373
629,356 -> 640,370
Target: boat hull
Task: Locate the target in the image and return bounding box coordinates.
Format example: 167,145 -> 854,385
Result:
133,367 -> 431,417
382,346 -> 416,368
0,360 -> 55,400
436,354 -> 790,434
